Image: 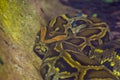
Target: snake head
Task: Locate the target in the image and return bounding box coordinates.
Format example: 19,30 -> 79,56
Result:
33,41 -> 48,59
33,32 -> 48,59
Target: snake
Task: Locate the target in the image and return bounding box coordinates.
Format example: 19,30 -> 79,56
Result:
33,13 -> 120,80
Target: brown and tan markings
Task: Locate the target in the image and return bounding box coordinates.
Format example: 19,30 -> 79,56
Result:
34,13 -> 119,80
89,39 -> 120,78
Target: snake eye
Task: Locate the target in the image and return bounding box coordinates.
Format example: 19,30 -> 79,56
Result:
72,20 -> 87,28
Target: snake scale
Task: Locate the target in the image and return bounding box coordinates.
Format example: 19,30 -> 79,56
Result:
34,13 -> 120,80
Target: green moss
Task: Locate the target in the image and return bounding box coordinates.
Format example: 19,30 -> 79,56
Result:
0,0 -> 41,47
0,0 -> 22,42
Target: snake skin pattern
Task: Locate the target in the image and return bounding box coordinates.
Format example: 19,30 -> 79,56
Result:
34,13 -> 120,80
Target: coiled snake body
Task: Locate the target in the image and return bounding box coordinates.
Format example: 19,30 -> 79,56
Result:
34,13 -> 120,80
